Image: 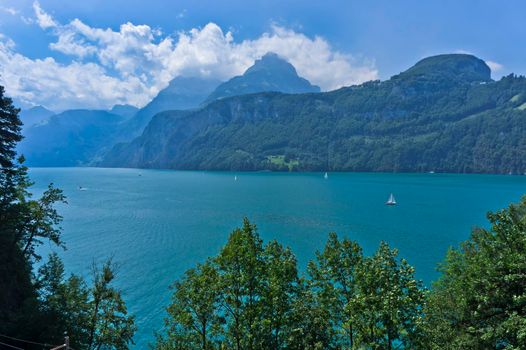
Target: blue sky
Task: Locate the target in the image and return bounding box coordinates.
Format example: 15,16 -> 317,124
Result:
0,0 -> 524,110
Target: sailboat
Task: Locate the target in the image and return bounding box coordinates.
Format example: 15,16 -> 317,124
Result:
385,193 -> 396,206
324,172 -> 328,179
234,175 -> 238,181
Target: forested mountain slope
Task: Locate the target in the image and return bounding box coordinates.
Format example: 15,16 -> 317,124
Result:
102,54 -> 526,173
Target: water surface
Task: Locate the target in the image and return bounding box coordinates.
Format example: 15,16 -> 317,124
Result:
30,168 -> 526,348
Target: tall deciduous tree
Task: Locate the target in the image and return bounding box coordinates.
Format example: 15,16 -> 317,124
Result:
157,261 -> 221,350
351,242 -> 425,349
215,218 -> 265,350
38,253 -> 91,349
424,197 -> 526,349
308,232 -> 363,348
87,259 -> 136,350
38,255 -> 137,350
259,240 -> 299,349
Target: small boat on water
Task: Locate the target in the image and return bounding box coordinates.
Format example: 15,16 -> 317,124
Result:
324,172 -> 328,179
78,186 -> 87,191
234,175 -> 238,181
386,193 -> 396,206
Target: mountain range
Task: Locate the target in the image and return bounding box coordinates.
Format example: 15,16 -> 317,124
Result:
18,52 -> 320,166
18,53 -> 526,173
101,54 -> 526,174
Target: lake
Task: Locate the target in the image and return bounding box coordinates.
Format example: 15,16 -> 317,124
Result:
30,167 -> 526,348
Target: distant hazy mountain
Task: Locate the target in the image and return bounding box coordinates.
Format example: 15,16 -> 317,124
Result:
102,54 -> 526,174
109,104 -> 139,119
18,77 -> 221,166
19,109 -> 125,166
203,52 -> 320,104
125,76 -> 222,137
19,106 -> 55,129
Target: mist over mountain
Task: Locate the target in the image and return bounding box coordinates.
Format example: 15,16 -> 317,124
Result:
19,54 -> 326,167
203,52 -> 320,104
19,109 -> 125,166
125,76 -> 222,138
19,106 -> 55,129
102,54 -> 526,174
109,104 -> 139,119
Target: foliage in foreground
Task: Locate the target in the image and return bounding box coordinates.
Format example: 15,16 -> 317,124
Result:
155,219 -> 425,350
424,197 -> 526,349
157,197 -> 526,350
0,86 -> 135,349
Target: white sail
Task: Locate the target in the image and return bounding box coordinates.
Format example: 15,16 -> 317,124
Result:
386,193 -> 396,205
324,172 -> 328,179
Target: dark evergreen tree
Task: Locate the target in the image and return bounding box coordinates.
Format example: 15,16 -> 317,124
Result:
0,85 -> 136,349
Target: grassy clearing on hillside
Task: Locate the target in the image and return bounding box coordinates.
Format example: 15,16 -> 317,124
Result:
267,155 -> 299,171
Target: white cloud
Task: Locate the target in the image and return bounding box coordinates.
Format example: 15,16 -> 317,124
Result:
0,39 -> 151,110
33,1 -> 57,29
0,2 -> 377,110
485,60 -> 503,73
1,7 -> 18,15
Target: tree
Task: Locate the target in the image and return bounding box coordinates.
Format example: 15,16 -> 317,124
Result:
0,85 -> 22,168
18,183 -> 66,262
259,240 -> 299,349
87,259 -> 136,350
424,196 -> 526,349
157,220 -> 428,350
0,85 -> 135,349
351,242 -> 425,350
157,261 -> 221,350
287,278 -> 334,350
215,217 -> 265,350
38,253 -> 91,349
0,85 -> 64,345
37,255 -> 137,350
308,232 -> 363,348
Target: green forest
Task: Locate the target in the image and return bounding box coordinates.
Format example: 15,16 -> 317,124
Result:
3,84 -> 526,349
103,55 -> 526,174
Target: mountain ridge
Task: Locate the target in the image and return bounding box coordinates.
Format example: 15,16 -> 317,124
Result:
101,54 -> 526,173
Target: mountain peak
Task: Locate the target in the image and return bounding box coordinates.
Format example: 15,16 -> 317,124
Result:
110,104 -> 139,118
204,52 -> 320,103
245,52 -> 297,75
19,105 -> 55,129
396,54 -> 492,83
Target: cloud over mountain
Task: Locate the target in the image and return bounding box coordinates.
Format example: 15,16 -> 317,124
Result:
0,2 -> 378,110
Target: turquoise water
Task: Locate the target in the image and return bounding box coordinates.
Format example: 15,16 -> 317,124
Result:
30,168 -> 526,348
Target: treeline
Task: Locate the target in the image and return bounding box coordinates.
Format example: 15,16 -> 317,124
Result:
156,198 -> 526,350
155,220 -> 425,350
0,86 -> 136,349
